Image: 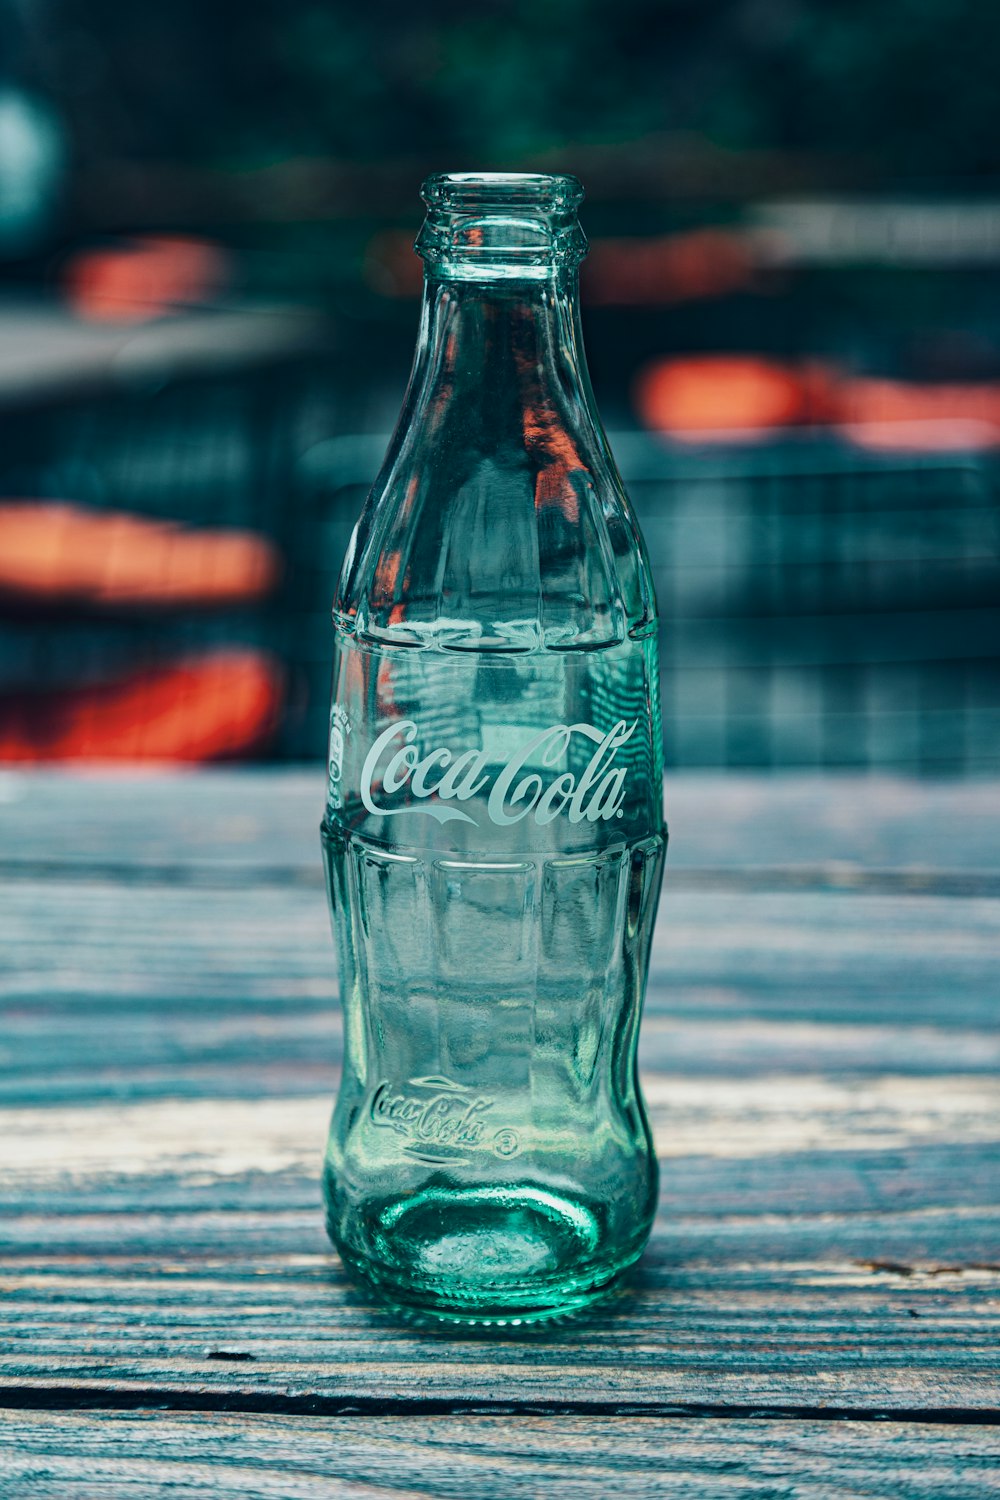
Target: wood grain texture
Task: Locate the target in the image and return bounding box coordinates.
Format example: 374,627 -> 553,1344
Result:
2,770 -> 999,878
2,1412 -> 1000,1500
5,879 -> 1000,1024
1,773 -> 998,1493
3,1150 -> 999,1412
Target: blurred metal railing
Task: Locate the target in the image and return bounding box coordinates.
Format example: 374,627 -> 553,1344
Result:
296,431 -> 1000,774
1,367 -> 997,771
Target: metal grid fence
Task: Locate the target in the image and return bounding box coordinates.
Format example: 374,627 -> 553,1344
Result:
297,430 -> 1000,773
1,367 -> 997,772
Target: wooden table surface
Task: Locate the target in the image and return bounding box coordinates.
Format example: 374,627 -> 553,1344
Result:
1,771 -> 998,1497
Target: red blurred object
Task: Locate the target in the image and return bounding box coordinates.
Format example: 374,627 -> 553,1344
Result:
63,236 -> 229,322
364,229 -> 424,298
365,227 -> 755,307
838,378 -> 1000,450
0,503 -> 280,606
635,355 -> 836,440
583,229 -> 754,306
636,355 -> 1000,450
0,650 -> 283,763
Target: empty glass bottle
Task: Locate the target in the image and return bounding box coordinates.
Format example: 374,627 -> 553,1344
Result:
321,172 -> 666,1323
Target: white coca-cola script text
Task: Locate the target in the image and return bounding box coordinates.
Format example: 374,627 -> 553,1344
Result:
360,718 -> 635,826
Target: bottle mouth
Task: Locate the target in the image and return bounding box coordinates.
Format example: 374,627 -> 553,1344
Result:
422,172 -> 584,213
417,172 -> 587,278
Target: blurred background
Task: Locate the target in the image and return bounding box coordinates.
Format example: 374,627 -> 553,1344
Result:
1,0 -> 998,772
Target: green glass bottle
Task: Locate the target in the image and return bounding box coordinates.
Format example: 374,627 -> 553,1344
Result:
321,172 -> 666,1323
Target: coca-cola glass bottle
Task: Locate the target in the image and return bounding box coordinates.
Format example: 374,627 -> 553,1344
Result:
321,172 -> 666,1323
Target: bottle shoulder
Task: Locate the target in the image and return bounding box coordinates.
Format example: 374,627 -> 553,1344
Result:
335,453 -> 658,654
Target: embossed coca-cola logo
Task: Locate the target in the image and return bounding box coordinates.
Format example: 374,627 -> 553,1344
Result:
370,1076 -> 520,1165
360,718 -> 635,827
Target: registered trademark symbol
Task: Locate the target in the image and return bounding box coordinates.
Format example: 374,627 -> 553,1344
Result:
492,1128 -> 520,1158
616,809 -> 623,817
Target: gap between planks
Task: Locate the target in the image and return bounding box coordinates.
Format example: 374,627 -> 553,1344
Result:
2,1388 -> 1000,1426
2,858 -> 998,897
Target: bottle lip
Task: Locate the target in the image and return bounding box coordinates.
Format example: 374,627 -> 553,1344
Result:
421,172 -> 585,212
417,172 -> 587,277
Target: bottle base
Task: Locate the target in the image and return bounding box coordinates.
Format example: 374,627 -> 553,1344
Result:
328,1182 -> 645,1326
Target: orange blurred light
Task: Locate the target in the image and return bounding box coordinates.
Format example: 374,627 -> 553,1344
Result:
0,650 -> 283,763
0,503 -> 280,606
635,355 -> 833,440
636,357 -> 1000,450
63,236 -> 229,322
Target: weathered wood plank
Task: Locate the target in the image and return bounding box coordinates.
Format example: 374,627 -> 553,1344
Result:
1,772 -> 996,1434
1,1410 -> 1000,1494
4,1012 -> 999,1110
4,1150 -> 998,1226
2,1411 -> 1000,1500
3,879 -> 999,1030
4,1078 -> 999,1185
2,771 -> 999,878
1,1074 -> 997,1410
1,1287 -> 998,1411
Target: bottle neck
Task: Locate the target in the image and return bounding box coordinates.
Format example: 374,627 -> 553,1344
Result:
334,173 -> 654,650
400,266 -> 605,464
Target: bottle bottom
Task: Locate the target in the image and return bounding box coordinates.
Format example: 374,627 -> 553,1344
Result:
327,1181 -> 646,1325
